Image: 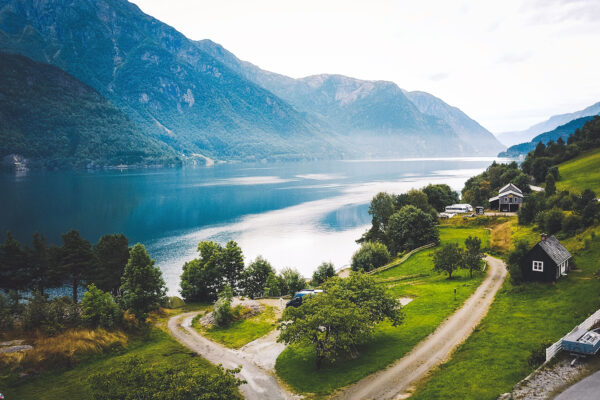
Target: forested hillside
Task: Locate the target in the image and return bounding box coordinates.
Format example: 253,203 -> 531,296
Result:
499,116 -> 596,158
0,53 -> 180,169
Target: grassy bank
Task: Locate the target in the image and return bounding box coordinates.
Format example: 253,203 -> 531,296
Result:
0,305 -> 239,399
193,305 -> 278,349
557,148 -> 600,194
410,228 -> 600,400
275,224 -> 491,396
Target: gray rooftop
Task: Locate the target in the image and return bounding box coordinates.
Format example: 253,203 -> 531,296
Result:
499,183 -> 523,195
538,235 -> 571,265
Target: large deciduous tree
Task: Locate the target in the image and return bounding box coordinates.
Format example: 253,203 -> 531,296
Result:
422,184 -> 459,212
278,272 -> 402,369
463,236 -> 484,278
280,267 -> 306,296
221,241 -> 244,291
361,192 -> 395,243
433,243 -> 463,279
385,205 -> 439,255
120,243 -> 166,322
241,256 -> 275,299
180,241 -> 244,302
311,261 -> 336,286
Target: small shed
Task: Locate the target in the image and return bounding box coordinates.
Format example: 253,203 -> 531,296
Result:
520,234 -> 572,282
489,183 -> 524,212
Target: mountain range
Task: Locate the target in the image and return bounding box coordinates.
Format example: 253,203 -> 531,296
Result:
499,116 -> 596,158
0,0 -> 505,167
496,102 -> 600,147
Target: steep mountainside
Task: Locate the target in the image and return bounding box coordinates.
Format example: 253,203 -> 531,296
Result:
500,116 -> 596,157
197,39 -> 505,156
0,0 -> 504,161
0,0 -> 345,162
0,52 -> 179,169
404,91 -> 504,154
497,102 -> 600,147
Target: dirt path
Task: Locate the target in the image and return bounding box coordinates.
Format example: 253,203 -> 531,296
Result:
333,255 -> 507,400
167,312 -> 296,400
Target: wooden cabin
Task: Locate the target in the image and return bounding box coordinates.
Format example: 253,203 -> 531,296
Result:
489,183 -> 523,212
520,234 -> 572,282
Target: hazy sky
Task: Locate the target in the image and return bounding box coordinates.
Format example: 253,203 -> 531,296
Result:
130,0 -> 600,133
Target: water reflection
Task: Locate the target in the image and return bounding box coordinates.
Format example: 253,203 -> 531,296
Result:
0,158 -> 506,295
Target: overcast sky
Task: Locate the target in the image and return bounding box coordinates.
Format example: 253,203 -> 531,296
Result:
130,0 -> 600,133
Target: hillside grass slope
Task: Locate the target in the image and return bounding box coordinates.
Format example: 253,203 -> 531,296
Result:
556,148 -> 600,194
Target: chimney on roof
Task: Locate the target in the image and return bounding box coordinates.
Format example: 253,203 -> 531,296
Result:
541,233 -> 547,241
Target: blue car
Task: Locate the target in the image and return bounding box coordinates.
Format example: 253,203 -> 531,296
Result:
285,290 -> 323,308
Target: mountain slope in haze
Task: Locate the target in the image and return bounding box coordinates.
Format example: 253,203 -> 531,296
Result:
0,52 -> 180,169
499,116 -> 596,157
497,102 -> 600,147
0,0 -> 504,161
197,39 -> 505,156
0,0 -> 347,162
404,91 -> 505,154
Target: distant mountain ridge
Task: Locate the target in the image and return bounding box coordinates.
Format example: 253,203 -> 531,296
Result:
497,102 -> 600,147
0,0 -> 504,164
499,116 -> 596,158
196,39 -> 505,156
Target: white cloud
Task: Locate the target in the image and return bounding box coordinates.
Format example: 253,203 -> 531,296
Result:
130,0 -> 600,133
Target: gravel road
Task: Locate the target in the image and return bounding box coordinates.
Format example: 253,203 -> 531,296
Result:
332,255 -> 507,400
167,312 -> 296,400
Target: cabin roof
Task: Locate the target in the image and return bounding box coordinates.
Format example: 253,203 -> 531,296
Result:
537,235 -> 571,265
499,183 -> 523,194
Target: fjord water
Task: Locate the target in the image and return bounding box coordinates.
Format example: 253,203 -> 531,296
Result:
1,158 -> 501,294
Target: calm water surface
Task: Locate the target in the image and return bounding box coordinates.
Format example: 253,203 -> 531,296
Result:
1,158 -> 503,294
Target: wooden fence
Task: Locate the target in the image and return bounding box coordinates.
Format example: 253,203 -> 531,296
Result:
545,308 -> 600,362
368,242 -> 436,275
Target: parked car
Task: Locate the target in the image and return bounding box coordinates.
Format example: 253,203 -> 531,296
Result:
285,289 -> 323,308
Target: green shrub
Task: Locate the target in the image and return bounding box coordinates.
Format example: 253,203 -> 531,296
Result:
164,296 -> 186,309
21,292 -> 80,334
213,285 -> 234,327
351,242 -> 391,272
88,356 -> 244,400
81,284 -> 122,329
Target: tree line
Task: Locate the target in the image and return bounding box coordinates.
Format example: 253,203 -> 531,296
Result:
351,184 -> 457,272
179,240 -> 337,302
1,231 -> 166,334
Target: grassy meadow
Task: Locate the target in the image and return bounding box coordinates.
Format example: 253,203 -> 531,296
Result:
0,304 -> 239,399
275,224 -> 491,396
556,148 -> 600,194
193,305 -> 278,349
410,227 -> 600,400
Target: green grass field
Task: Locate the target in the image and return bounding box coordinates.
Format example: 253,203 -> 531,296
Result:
193,305 -> 278,349
410,228 -> 600,400
275,225 -> 490,396
0,305 -> 241,399
557,148 -> 600,194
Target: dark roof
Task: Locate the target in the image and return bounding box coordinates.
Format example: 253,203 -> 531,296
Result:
538,236 -> 571,265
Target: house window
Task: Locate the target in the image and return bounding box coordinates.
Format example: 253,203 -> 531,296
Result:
532,261 -> 543,272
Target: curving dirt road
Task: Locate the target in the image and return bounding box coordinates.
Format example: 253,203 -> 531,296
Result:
167,312 -> 295,400
333,255 -> 507,400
